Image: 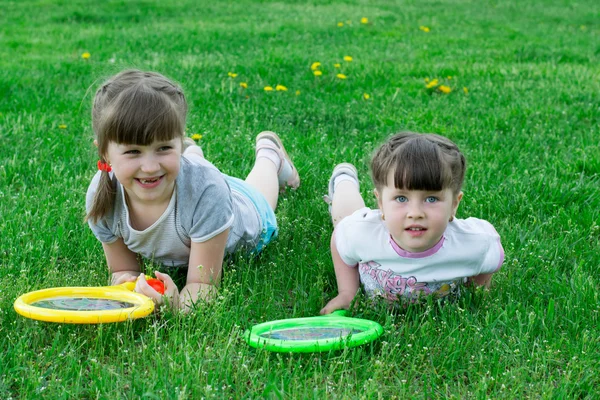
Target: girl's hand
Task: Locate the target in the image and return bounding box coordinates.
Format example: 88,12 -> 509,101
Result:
134,272 -> 179,309
320,292 -> 354,315
111,271 -> 139,286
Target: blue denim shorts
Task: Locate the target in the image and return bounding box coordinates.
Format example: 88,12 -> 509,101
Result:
224,176 -> 278,255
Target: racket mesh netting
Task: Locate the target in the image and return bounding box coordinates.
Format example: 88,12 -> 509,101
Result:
260,327 -> 364,340
31,297 -> 136,311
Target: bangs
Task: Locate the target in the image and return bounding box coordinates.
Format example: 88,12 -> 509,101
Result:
391,140 -> 453,191
101,84 -> 184,146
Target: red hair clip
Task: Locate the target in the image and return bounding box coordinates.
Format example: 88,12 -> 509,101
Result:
97,160 -> 112,172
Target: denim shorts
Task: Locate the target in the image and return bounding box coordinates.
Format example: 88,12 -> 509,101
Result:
224,176 -> 278,255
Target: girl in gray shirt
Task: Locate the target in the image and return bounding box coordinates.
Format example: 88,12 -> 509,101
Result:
86,69 -> 299,311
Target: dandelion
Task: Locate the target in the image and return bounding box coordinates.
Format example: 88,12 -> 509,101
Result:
463,87 -> 469,94
81,52 -> 91,59
240,82 -> 248,89
313,70 -> 323,76
311,62 -> 321,71
363,93 -> 370,100
447,76 -> 452,79
228,72 -> 238,78
425,79 -> 439,89
295,90 -> 301,96
425,77 -> 430,82
275,84 -> 288,91
58,124 -> 67,129
336,73 -> 347,79
334,63 -> 341,68
438,85 -> 451,94
264,86 -> 274,91
343,55 -> 353,62
419,26 -> 430,32
361,17 -> 369,24
337,22 -> 344,27
191,133 -> 203,141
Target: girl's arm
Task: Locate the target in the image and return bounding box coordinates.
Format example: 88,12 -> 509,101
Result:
179,228 -> 230,312
320,232 -> 360,315
467,272 -> 493,288
101,238 -> 141,284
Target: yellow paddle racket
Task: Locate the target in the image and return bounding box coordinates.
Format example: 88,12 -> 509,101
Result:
14,281 -> 155,324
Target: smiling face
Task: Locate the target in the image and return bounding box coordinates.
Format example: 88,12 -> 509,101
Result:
105,138 -> 182,207
376,170 -> 462,253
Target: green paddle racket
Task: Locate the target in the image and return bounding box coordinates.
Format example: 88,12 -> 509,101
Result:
243,310 -> 383,353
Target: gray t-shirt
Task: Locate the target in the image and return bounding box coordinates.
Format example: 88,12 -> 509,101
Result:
86,155 -> 262,267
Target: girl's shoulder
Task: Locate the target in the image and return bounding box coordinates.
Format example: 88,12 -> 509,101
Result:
337,207 -> 385,236
448,217 -> 500,238
345,207 -> 383,224
176,156 -> 232,211
177,156 -> 229,194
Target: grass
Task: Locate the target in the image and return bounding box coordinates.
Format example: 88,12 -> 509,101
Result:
1,0 -> 599,398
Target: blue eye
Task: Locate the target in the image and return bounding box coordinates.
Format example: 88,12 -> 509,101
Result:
425,196 -> 438,203
395,196 -> 408,203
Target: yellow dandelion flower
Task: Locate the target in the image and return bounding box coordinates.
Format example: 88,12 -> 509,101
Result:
81,52 -> 91,59
343,56 -> 353,62
336,73 -> 347,80
425,79 -> 439,89
58,124 -> 67,129
419,26 -> 430,32
334,63 -> 341,68
311,62 -> 321,71
337,22 -> 344,27
275,84 -> 288,91
228,72 -> 238,78
240,82 -> 248,89
313,70 -> 323,76
361,17 -> 369,24
447,76 -> 452,80
438,85 -> 451,94
463,87 -> 469,94
191,133 -> 203,141
264,86 -> 274,91
295,90 -> 301,96
425,77 -> 430,82
363,93 -> 370,100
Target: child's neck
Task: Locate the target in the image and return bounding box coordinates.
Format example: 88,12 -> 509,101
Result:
125,193 -> 172,231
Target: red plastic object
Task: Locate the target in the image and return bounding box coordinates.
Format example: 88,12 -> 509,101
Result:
146,278 -> 165,294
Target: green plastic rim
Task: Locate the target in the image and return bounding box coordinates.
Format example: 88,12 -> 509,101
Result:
243,311 -> 383,353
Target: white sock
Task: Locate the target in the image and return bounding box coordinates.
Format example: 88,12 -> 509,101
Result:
256,146 -> 282,170
334,174 -> 359,191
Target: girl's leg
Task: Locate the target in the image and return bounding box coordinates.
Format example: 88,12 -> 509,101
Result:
245,131 -> 300,211
183,138 -> 204,158
326,163 -> 365,227
245,158 -> 279,210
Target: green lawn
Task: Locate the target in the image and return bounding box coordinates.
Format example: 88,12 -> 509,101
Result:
1,0 -> 599,398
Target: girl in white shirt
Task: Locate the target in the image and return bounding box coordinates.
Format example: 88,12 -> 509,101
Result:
321,132 -> 503,314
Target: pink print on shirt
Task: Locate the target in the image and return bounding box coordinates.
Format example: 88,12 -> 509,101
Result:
358,261 -> 431,300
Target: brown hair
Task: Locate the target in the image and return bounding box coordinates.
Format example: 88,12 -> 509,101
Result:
86,70 -> 188,223
371,132 -> 466,194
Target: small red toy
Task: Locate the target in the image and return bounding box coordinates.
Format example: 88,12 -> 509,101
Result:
146,278 -> 165,294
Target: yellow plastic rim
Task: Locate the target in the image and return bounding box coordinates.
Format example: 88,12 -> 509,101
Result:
14,286 -> 154,324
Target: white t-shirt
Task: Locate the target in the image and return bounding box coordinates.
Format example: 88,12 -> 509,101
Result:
334,207 -> 504,300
